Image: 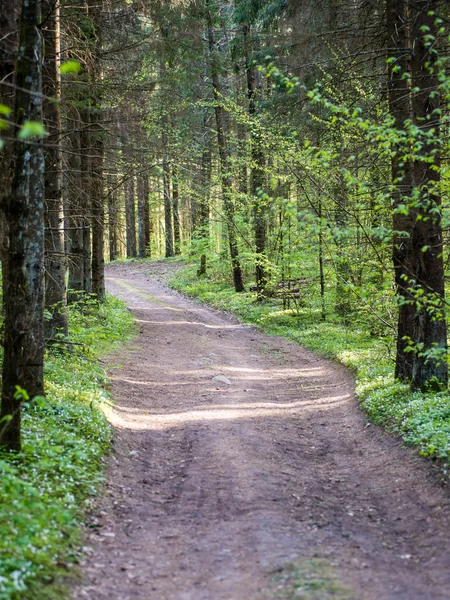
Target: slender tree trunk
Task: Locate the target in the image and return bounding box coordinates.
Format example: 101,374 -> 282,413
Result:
206,7 -> 244,292
197,115 -> 212,276
0,0 -> 45,451
125,176 -> 137,257
90,2 -> 105,301
162,118 -> 174,258
91,131 -> 104,300
67,111 -> 85,302
108,174 -> 119,261
43,0 -> 68,339
172,164 -> 181,255
334,170 -> 352,322
143,173 -> 151,257
244,24 -> 266,296
80,113 -> 92,294
137,173 -> 150,257
318,197 -> 326,321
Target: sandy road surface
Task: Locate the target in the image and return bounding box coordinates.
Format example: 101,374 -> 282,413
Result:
74,262 -> 450,600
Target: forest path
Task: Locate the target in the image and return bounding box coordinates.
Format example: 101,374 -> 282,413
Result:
75,261 -> 450,600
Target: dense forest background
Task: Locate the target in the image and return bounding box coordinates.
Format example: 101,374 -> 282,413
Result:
1,1 -> 450,597
0,0 -> 450,445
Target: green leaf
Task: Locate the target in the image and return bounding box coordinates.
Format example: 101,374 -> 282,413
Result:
0,104 -> 11,116
60,60 -> 81,75
17,121 -> 47,140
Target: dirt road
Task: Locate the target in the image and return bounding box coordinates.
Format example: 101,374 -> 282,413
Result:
74,262 -> 450,600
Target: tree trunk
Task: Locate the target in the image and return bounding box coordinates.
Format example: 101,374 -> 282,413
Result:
387,0 -> 415,381
91,130 -> 104,300
108,174 -> 119,261
80,111 -> 92,294
67,110 -> 85,302
0,0 -> 19,271
90,2 -> 104,301
125,176 -> 137,257
206,6 -> 244,292
162,119 -> 174,258
387,0 -> 447,389
244,24 -> 266,296
172,164 -> 181,255
197,115 -> 212,276
43,0 -> 68,339
334,170 -> 352,323
137,173 -> 149,257
143,173 -> 151,257
0,0 -> 45,451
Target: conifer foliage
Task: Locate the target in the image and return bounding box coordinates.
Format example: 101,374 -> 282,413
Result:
1,0 -> 450,449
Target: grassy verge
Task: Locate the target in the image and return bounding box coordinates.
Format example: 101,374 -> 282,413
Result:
0,295 -> 135,600
169,263 -> 450,473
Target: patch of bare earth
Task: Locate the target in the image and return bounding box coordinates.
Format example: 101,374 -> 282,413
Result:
73,261 -> 450,600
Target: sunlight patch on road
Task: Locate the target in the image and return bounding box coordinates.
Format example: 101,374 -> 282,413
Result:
134,319 -> 248,330
103,394 -> 350,431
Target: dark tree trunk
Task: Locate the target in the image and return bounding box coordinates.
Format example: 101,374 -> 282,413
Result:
0,0 -> 45,451
0,0 -> 19,270
137,173 -> 149,257
143,173 -> 151,257
334,170 -> 352,323
43,0 -> 68,339
387,0 -> 415,381
318,197 -> 326,321
125,176 -> 137,257
197,116 -> 212,276
108,174 -> 119,261
67,110 -> 85,302
78,110 -> 93,294
172,164 -> 181,255
387,0 -> 447,389
206,7 -> 244,292
91,132 -> 104,300
244,24 -> 266,296
90,2 -> 104,301
162,120 -> 174,258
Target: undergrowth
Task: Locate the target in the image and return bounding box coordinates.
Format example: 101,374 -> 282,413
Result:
169,263 -> 450,473
0,294 -> 135,600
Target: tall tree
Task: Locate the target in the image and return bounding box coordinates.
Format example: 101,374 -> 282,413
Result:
244,23 -> 266,295
43,0 -> 69,339
0,0 -> 19,271
125,175 -> 137,257
206,0 -> 244,292
162,115 -> 174,257
90,0 -> 105,301
0,0 -> 45,450
387,0 -> 448,389
172,164 -> 181,255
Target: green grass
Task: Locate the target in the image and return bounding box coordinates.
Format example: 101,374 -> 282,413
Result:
272,558 -> 355,599
0,295 -> 135,600
169,263 -> 450,473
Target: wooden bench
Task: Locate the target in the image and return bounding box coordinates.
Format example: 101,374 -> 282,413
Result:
249,278 -> 308,300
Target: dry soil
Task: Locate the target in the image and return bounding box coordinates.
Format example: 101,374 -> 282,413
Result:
73,261 -> 450,600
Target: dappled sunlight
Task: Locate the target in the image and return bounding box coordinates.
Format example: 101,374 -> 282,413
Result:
103,393 -> 351,431
220,365 -> 327,378
110,363 -> 329,388
134,318 -> 248,330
